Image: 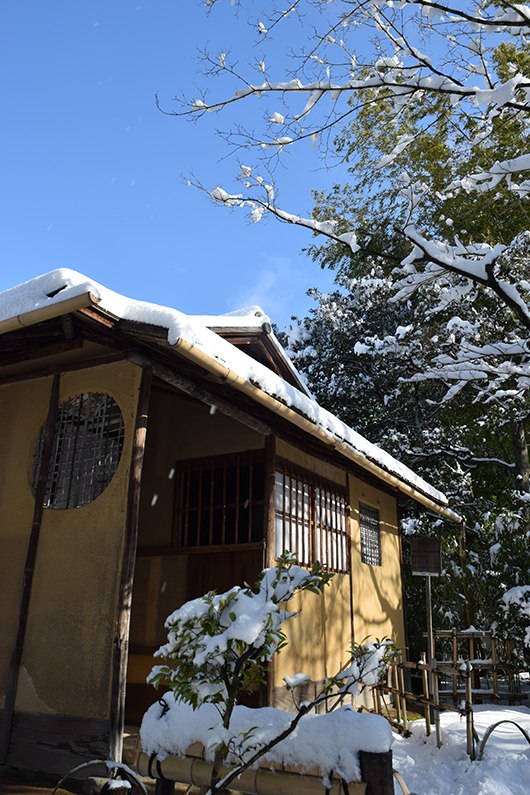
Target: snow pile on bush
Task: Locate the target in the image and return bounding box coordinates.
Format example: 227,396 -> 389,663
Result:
140,696 -> 392,783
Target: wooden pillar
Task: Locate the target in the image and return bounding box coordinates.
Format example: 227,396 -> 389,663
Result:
0,373 -> 60,765
108,365 -> 153,762
358,750 -> 393,795
263,435 -> 276,570
264,435 -> 276,708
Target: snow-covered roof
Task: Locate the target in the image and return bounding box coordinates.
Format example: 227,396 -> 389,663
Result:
189,306 -> 312,397
0,269 -> 458,518
188,306 -> 271,330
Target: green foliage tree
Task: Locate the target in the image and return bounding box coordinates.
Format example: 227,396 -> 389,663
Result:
281,41 -> 530,654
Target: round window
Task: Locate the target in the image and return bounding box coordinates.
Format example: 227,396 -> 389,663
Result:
33,392 -> 125,509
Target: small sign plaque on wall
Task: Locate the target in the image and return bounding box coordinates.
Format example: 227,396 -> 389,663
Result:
410,536 -> 442,576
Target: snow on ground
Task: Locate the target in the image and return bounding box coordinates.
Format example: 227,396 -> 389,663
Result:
393,705 -> 530,795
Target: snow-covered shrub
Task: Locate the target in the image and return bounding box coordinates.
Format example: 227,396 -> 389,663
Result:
144,552 -> 396,794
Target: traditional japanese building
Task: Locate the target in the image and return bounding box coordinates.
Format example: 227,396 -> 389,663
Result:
0,269 -> 460,776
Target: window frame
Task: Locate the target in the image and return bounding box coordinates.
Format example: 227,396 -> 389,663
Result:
32,391 -> 125,510
173,450 -> 266,551
274,458 -> 350,574
359,501 -> 382,567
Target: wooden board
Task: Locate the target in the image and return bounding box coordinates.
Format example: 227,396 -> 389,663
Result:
1,710 -> 110,776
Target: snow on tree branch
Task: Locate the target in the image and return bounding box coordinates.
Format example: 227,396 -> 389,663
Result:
169,2 -> 530,409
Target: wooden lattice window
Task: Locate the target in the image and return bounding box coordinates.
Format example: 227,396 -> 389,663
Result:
274,462 -> 349,573
33,392 -> 125,509
175,452 -> 265,548
359,502 -> 382,566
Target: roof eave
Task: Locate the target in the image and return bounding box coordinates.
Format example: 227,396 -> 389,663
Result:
170,336 -> 462,524
0,291 -> 102,336
0,295 -> 461,523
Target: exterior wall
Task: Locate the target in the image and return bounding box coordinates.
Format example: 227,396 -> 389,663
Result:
275,439 -> 347,488
272,440 -> 352,702
271,442 -> 405,709
274,575 -> 352,694
0,361 -> 142,724
349,475 -> 405,651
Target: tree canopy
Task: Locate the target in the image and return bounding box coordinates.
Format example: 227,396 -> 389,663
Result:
160,1 -> 530,651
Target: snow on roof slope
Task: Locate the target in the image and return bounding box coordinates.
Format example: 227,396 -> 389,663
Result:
189,306 -> 313,398
0,268 -> 448,506
189,306 -> 271,329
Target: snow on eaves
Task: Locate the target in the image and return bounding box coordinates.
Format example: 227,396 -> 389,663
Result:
189,306 -> 271,330
0,269 -> 448,506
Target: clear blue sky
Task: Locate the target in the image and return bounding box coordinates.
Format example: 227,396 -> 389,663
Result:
0,1 -> 342,329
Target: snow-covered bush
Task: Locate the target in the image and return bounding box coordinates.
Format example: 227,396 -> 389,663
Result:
144,552 -> 396,794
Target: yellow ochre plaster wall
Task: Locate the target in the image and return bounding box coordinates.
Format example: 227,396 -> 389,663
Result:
349,476 -> 405,650
274,574 -> 352,688
275,439 -> 347,487
272,443 -> 405,688
272,441 -> 351,688
0,361 -> 142,720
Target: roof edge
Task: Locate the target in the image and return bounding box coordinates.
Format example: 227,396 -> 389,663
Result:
0,291 -> 101,336
171,336 -> 463,524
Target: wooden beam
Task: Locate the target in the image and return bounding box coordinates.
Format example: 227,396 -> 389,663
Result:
0,373 -> 60,765
0,350 -> 129,386
0,337 -> 82,367
127,352 -> 273,438
108,365 -> 153,762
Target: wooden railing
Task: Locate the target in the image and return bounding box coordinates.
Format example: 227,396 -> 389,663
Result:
368,630 -> 527,760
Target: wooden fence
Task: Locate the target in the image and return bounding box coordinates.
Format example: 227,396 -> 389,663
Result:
367,629 -> 527,760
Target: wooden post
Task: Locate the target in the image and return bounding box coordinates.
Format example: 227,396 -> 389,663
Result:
507,640 -> 515,705
108,366 -> 152,763
465,662 -> 475,760
358,750 -> 394,795
420,652 -> 431,736
0,373 -> 60,765
492,636 -> 498,705
263,436 -> 276,570
393,662 -> 402,725
397,658 -> 408,734
154,781 -> 175,795
264,436 -> 276,708
432,660 -> 442,749
452,628 -> 458,706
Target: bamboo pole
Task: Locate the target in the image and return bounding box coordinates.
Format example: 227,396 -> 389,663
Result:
137,753 -> 367,795
398,658 -> 408,734
393,663 -> 402,725
432,660 -> 442,748
507,640 -> 515,706
420,652 -> 431,736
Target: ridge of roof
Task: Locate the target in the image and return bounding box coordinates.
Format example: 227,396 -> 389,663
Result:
0,268 -> 456,516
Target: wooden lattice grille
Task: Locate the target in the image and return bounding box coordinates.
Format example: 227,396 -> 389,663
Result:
175,453 -> 265,548
274,464 -> 349,573
359,502 -> 382,566
33,392 -> 125,509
